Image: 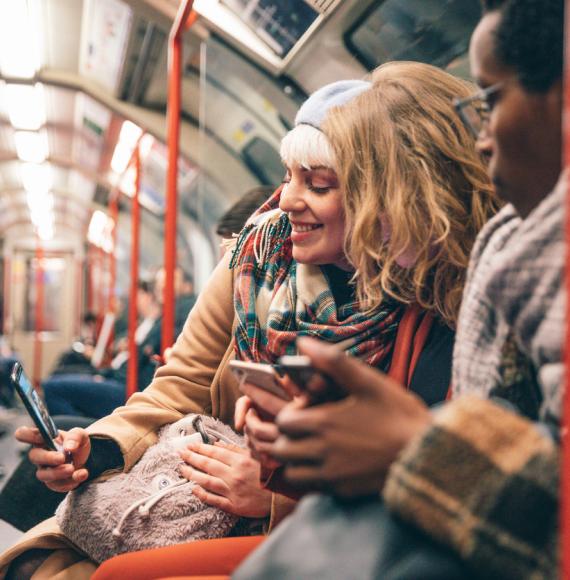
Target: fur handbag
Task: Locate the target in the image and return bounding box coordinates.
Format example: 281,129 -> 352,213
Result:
56,414 -> 250,563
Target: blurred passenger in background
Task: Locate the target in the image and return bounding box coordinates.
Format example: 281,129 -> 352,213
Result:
42,281 -> 162,420
216,186 -> 275,240
0,335 -> 18,410
154,266 -> 196,340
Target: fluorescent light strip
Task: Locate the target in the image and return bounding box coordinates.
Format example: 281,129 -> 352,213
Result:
0,0 -> 41,79
6,83 -> 46,130
15,131 -> 48,163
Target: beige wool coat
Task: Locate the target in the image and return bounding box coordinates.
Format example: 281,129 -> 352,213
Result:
0,252 -> 296,579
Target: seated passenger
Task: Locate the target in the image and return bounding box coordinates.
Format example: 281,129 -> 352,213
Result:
216,186 -> 275,241
236,1 -> 563,578
153,266 -> 197,340
2,71 -> 498,578
42,281 -> 162,420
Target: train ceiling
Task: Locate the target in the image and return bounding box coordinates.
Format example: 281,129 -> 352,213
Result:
0,0 -> 343,249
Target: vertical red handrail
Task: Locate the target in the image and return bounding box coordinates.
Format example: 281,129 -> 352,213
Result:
33,237 -> 44,388
97,246 -> 105,321
108,194 -> 120,348
126,147 -> 141,400
563,1 -> 570,575
86,244 -> 94,315
163,0 -> 196,354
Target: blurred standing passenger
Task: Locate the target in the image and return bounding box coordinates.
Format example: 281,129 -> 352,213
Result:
42,281 -> 162,419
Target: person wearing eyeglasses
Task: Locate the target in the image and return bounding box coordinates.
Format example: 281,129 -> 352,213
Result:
234,1 -> 563,579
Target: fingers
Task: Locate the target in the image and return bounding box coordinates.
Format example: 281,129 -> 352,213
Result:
61,428 -> 89,452
179,446 -> 230,477
279,375 -> 302,398
240,382 -> 290,417
234,396 -> 252,431
36,463 -> 75,482
245,408 -> 279,443
29,446 -> 68,467
296,337 -> 399,397
15,426 -> 45,446
37,467 -> 89,492
276,402 -> 336,438
191,485 -> 232,512
282,464 -> 328,487
44,469 -> 89,493
272,435 -> 325,464
179,464 -> 229,496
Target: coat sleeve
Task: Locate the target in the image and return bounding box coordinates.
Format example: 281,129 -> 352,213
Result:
86,252 -> 237,471
383,396 -> 559,580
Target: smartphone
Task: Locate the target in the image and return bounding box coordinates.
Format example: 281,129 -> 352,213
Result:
229,360 -> 289,400
276,355 -> 346,405
10,362 -> 63,452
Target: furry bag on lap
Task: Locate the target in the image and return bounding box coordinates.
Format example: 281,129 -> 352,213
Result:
56,414 -> 247,563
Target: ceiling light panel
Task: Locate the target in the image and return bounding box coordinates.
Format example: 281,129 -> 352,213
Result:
0,0 -> 42,78
15,130 -> 49,163
5,83 -> 46,130
20,162 -> 52,193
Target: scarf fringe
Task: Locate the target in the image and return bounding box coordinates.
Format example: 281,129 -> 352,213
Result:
229,211 -> 291,270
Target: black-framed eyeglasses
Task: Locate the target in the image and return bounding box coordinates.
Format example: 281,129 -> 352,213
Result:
453,82 -> 503,138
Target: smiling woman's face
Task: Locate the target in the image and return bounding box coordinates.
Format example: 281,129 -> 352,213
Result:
278,164 -> 348,268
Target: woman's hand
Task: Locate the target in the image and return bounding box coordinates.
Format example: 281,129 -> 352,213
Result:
235,381 -> 297,474
179,441 -> 272,518
272,337 -> 433,498
15,426 -> 91,492
244,407 -> 282,473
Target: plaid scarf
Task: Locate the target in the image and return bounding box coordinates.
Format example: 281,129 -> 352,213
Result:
452,173 -> 565,425
230,189 -> 403,365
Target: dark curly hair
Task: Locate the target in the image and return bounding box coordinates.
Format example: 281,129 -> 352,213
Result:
481,0 -> 563,92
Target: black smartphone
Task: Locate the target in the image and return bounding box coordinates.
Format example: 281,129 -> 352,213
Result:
10,362 -> 63,452
276,355 -> 346,405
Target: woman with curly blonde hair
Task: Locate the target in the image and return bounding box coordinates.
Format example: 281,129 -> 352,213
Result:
325,61 -> 499,327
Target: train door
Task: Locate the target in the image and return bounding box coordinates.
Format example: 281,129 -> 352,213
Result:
7,249 -> 78,381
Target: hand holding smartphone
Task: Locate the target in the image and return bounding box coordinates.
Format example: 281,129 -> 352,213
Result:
10,362 -> 64,453
276,355 -> 346,405
229,360 -> 290,400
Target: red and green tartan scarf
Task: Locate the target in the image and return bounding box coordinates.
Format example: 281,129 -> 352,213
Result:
229,188 -> 403,365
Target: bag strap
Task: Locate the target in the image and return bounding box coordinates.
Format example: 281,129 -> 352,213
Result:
387,304 -> 434,389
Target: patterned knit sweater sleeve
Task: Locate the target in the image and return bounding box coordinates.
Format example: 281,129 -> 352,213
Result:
383,396 -> 558,579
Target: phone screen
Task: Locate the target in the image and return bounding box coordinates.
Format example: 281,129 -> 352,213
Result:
11,362 -> 61,451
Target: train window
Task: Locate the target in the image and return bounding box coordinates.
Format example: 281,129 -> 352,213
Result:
220,0 -> 319,57
242,137 -> 283,186
345,0 -> 481,71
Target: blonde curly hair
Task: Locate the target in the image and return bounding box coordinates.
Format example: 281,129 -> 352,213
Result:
323,61 -> 500,327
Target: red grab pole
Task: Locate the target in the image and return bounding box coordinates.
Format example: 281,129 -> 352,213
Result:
108,194 -> 120,349
108,194 -> 119,315
163,0 -> 195,354
560,0 -> 570,580
33,237 -> 44,388
126,146 -> 141,401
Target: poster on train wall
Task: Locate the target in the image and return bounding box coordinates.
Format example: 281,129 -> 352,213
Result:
79,0 -> 132,93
